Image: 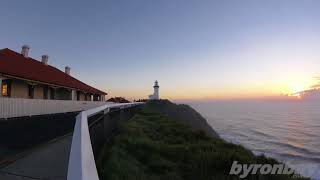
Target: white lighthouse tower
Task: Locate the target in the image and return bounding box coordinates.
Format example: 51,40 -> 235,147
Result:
149,80 -> 160,100
153,80 -> 159,100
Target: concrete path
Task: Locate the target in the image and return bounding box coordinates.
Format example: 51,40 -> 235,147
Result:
0,135 -> 72,180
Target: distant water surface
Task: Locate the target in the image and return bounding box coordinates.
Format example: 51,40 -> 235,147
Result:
186,100 -> 320,179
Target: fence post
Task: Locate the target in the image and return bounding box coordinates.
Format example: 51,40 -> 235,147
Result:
0,77 -> 2,97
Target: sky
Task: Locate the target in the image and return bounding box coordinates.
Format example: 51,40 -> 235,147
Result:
1,0 -> 320,100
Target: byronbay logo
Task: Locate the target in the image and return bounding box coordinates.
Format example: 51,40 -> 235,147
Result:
229,161 -> 297,178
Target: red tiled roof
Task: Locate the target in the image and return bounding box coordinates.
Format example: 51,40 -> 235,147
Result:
0,48 -> 107,95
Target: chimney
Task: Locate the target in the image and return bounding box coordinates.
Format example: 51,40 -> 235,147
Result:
65,66 -> 71,75
21,45 -> 30,58
41,55 -> 49,65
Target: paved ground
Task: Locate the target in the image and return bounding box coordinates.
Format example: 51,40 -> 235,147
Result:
0,135 -> 72,180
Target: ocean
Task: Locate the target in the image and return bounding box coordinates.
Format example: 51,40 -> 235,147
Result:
187,100 -> 320,179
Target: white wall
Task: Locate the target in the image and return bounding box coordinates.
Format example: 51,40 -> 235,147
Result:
0,97 -> 113,119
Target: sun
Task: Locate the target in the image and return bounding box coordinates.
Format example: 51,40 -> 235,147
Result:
280,79 -> 311,97
280,77 -> 316,98
289,83 -> 306,94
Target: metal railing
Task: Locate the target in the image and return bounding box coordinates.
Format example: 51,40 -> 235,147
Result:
0,97 -> 112,119
67,102 -> 144,180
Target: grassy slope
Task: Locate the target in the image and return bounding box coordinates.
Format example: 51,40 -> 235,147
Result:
98,101 -> 304,180
143,100 -> 219,138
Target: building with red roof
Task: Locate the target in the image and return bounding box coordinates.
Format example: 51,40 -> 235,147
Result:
0,45 -> 107,101
107,97 -> 130,103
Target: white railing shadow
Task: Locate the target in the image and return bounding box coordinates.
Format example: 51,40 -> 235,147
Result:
67,102 -> 144,180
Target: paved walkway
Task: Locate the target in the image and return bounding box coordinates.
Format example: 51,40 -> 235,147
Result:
0,135 -> 72,180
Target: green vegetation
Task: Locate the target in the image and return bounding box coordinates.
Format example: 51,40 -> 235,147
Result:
98,100 -> 304,180
143,100 -> 219,138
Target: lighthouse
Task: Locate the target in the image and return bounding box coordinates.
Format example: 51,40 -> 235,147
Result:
149,80 -> 160,100
153,80 -> 159,100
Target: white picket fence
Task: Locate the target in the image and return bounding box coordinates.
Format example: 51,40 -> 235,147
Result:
0,97 -> 113,119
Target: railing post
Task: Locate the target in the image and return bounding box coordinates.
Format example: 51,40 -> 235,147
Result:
103,108 -> 109,114
71,89 -> 76,101
0,77 -> 2,97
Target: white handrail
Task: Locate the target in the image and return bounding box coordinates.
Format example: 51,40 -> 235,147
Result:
67,102 -> 144,180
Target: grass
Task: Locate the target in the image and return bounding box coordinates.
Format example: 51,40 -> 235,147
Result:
97,101 -> 306,180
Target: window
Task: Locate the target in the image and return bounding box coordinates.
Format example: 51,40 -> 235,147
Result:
1,80 -> 11,97
43,86 -> 48,99
77,91 -> 80,101
50,87 -> 55,99
28,85 -> 34,99
2,84 -> 8,96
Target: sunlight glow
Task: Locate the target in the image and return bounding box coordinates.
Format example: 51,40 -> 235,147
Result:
289,83 -> 308,94
278,77 -> 316,98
